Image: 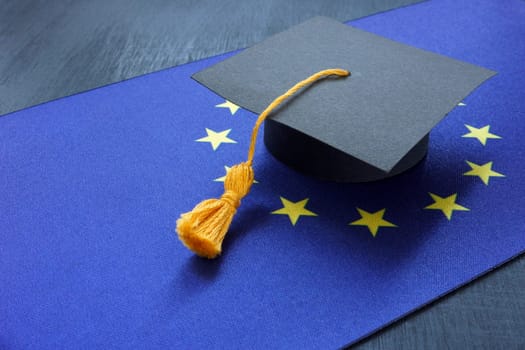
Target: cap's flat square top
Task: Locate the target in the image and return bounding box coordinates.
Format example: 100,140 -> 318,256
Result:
193,16 -> 495,172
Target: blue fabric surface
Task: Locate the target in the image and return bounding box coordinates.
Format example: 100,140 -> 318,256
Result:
1,0 -> 524,348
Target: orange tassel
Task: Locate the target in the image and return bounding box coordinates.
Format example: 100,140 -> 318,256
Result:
177,162 -> 254,258
176,68 -> 350,258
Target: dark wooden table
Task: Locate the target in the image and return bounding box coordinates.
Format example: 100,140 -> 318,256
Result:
1,1 -> 523,348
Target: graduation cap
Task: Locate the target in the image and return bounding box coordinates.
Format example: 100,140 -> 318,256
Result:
193,16 -> 495,182
177,17 -> 495,258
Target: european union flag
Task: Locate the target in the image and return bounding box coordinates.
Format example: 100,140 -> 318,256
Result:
1,0 -> 524,348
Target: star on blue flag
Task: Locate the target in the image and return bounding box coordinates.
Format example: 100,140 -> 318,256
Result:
1,1 -> 524,349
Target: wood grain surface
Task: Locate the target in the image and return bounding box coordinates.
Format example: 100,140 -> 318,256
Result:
1,1 -> 523,349
351,257 -> 525,350
0,0 -> 419,116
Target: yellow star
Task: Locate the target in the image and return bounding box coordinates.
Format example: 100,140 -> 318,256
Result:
214,166 -> 258,183
215,100 -> 240,115
424,193 -> 469,220
462,124 -> 501,145
196,128 -> 236,150
271,197 -> 317,225
349,208 -> 397,237
214,166 -> 231,182
464,161 -> 505,185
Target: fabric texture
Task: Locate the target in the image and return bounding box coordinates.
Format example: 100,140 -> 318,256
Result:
1,0 -> 524,348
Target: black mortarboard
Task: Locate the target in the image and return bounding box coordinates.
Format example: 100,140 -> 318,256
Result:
178,16 -> 496,258
193,16 -> 496,182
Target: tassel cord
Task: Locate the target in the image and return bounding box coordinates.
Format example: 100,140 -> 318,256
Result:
246,68 -> 350,166
177,68 -> 350,258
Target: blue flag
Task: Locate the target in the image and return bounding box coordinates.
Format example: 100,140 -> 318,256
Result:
1,0 -> 524,348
